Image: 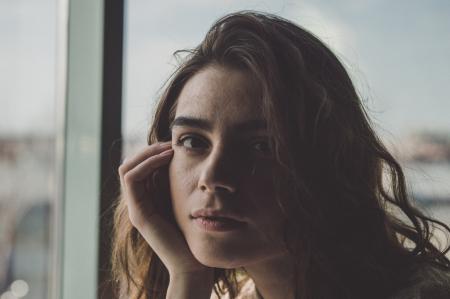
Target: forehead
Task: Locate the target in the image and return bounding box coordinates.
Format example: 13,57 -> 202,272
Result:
174,65 -> 263,125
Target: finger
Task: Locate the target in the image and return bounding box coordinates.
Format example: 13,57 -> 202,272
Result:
119,141 -> 172,177
123,149 -> 174,184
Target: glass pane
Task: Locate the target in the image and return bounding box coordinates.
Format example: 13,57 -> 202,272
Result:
0,0 -> 57,298
123,1 -> 450,248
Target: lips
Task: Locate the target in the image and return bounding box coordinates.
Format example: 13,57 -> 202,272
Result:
191,209 -> 247,232
193,216 -> 247,232
191,208 -> 245,222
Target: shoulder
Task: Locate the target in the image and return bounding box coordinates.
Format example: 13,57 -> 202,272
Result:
388,263 -> 450,299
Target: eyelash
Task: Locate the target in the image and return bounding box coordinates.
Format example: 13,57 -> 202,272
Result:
175,134 -> 271,156
176,135 -> 209,152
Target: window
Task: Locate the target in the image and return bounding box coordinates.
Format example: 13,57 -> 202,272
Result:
0,0 -> 57,298
1,2 -> 449,299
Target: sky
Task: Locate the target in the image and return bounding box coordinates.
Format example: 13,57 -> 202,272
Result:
1,0 -> 450,141
0,0 -> 56,136
123,0 -> 450,142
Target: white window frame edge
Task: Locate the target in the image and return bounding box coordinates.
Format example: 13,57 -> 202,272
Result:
53,0 -> 105,298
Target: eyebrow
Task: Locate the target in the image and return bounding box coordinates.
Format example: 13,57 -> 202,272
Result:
170,116 -> 267,132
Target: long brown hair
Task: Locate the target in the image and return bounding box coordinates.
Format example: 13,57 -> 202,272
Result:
111,11 -> 450,299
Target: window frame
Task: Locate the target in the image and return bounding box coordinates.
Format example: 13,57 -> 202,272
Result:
53,0 -> 124,298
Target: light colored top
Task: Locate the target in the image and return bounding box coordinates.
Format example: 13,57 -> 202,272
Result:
210,264 -> 450,299
210,279 -> 259,299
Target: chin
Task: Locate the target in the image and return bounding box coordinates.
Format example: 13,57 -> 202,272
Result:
193,253 -> 244,269
188,240 -> 250,269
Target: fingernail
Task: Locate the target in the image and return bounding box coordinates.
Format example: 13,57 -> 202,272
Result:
159,142 -> 172,148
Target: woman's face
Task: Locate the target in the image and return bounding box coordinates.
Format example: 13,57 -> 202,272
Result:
168,64 -> 288,269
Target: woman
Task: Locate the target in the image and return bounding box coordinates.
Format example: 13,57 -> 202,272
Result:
112,11 -> 450,299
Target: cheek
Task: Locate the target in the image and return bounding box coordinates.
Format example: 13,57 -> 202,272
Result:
169,151 -> 198,188
168,153 -> 198,219
244,163 -> 285,235
246,161 -> 277,201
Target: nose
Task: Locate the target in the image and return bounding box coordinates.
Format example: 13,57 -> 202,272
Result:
197,145 -> 239,195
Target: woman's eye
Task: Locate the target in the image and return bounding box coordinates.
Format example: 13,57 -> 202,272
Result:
177,135 -> 208,150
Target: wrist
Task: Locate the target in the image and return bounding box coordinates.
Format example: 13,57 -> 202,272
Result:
166,270 -> 214,299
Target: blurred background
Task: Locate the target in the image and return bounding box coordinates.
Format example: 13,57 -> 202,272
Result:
1,0 -> 449,298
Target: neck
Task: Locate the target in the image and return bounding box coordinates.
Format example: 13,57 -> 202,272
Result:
244,251 -> 296,299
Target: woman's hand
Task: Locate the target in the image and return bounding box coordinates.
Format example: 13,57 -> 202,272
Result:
118,142 -> 214,297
